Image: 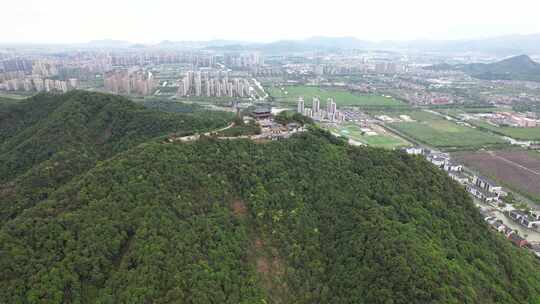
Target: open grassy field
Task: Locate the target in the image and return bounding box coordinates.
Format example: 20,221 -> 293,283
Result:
387,110 -> 507,150
326,123 -> 410,149
0,92 -> 31,100
469,119 -> 540,141
454,150 -> 540,203
436,108 -> 540,141
268,85 -> 404,107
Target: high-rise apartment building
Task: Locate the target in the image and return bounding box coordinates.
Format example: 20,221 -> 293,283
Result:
297,97 -> 305,114
312,97 -> 320,113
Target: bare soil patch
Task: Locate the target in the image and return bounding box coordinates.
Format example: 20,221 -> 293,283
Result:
250,237 -> 288,303
231,199 -> 248,218
496,151 -> 540,172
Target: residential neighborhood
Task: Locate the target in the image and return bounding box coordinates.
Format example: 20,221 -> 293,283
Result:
403,146 -> 540,259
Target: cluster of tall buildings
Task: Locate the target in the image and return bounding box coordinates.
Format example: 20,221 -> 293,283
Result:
31,61 -> 59,77
297,97 -> 345,122
107,52 -> 264,69
0,71 -> 26,82
286,61 -> 409,77
111,53 -> 216,68
176,71 -> 251,98
0,59 -> 84,93
104,69 -> 156,95
313,64 -> 368,75
224,53 -> 263,68
374,62 -> 408,74
0,58 -> 33,73
0,76 -> 78,93
251,66 -> 283,76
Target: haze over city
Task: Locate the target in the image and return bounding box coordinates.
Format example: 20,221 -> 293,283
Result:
3,0 -> 540,302
4,0 -> 540,43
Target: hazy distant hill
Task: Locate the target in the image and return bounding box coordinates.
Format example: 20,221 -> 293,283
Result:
261,36 -> 371,52
435,34 -> 540,55
1,92 -> 540,303
154,39 -> 253,50
204,34 -> 540,55
6,33 -> 540,55
85,39 -> 135,48
427,55 -> 540,81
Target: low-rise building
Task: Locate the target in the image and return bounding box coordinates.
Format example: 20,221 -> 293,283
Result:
449,172 -> 469,185
521,216 -> 540,229
509,210 -> 528,222
466,184 -> 499,202
252,108 -> 272,120
443,162 -> 463,172
509,210 -> 540,229
429,155 -> 447,167
403,147 -> 424,155
471,175 -> 505,198
508,233 -> 529,248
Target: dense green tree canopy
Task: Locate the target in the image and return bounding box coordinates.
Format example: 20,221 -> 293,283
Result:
0,91 -> 232,222
1,92 -> 539,303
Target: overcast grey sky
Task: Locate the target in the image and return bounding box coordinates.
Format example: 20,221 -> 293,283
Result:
4,0 -> 540,43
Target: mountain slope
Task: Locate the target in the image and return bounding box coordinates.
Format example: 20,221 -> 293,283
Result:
428,55 -> 540,81
0,127 -> 539,303
0,91 -> 232,222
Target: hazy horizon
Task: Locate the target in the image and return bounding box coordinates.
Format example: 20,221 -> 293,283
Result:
3,33 -> 540,47
3,0 -> 540,44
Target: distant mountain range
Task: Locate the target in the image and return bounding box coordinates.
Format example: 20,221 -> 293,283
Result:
427,54 -> 540,81
6,34 -> 540,55
86,39 -> 135,48
157,34 -> 540,55
250,34 -> 540,55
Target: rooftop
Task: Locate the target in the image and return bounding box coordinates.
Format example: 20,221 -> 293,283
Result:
253,108 -> 271,114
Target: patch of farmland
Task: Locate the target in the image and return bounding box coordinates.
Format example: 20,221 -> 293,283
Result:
454,150 -> 540,199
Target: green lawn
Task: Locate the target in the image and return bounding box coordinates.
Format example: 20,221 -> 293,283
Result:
438,108 -> 540,141
0,92 -> 31,100
268,85 -> 403,107
469,119 -> 540,141
388,111 -> 507,150
326,123 -> 410,149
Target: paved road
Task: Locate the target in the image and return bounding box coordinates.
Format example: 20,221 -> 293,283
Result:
169,122 -> 235,143
203,122 -> 235,136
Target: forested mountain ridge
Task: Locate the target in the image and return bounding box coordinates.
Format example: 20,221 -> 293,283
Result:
0,91 -> 232,222
0,104 -> 539,304
427,55 -> 540,82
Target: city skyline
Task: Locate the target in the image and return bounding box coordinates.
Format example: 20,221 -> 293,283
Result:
3,0 -> 540,44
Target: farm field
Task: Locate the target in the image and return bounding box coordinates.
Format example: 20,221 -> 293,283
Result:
326,123 -> 410,149
387,110 -> 507,150
436,108 -> 540,141
268,85 -> 404,107
454,150 -> 540,203
469,119 -> 540,141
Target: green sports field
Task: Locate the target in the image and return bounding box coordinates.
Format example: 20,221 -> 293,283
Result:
326,123 -> 410,149
268,85 -> 403,107
387,111 -> 507,150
